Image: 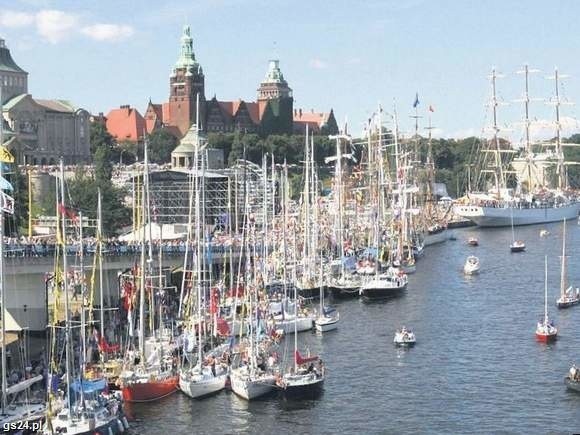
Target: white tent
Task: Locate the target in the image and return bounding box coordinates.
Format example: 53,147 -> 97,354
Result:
118,223 -> 187,242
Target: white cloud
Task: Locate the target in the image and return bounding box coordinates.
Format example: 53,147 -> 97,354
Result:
81,24 -> 134,42
35,10 -> 78,44
0,11 -> 35,28
310,58 -> 328,70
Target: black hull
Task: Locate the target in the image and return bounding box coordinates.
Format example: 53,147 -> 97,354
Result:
281,379 -> 324,399
510,247 -> 525,253
328,285 -> 360,299
360,286 -> 406,299
557,300 -> 579,309
297,286 -> 328,300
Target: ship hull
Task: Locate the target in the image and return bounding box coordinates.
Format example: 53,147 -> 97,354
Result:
423,228 -> 448,246
121,376 -> 179,402
454,203 -> 580,227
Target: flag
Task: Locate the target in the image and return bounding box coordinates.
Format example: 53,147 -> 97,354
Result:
0,146 -> 14,163
58,204 -> 78,223
429,105 -> 435,112
413,92 -> 420,108
0,176 -> 13,191
0,191 -> 14,215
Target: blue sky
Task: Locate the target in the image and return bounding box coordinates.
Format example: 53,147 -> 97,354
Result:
1,0 -> 580,140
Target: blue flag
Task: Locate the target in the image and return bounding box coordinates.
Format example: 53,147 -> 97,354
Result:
413,92 -> 419,108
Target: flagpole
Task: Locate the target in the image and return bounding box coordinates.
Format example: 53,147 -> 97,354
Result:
0,79 -> 7,416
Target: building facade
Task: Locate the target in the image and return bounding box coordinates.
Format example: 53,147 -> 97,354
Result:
141,26 -> 337,139
0,37 -> 90,164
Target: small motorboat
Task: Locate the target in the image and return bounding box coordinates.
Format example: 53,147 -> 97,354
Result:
510,240 -> 526,253
540,229 -> 550,237
393,326 -> 416,346
565,365 -> 580,392
463,256 -> 480,275
467,237 -> 479,246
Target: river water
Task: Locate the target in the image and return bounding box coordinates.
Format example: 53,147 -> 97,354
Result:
126,221 -> 580,434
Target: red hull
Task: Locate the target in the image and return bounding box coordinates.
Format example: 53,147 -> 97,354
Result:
535,332 -> 557,342
122,376 -> 179,402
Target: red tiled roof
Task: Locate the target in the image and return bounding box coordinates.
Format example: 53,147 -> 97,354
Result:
293,110 -> 329,125
105,106 -> 146,142
217,101 -> 234,117
245,102 -> 260,124
145,118 -> 157,134
149,103 -> 163,120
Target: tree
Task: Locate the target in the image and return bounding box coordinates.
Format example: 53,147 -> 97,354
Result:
94,145 -> 113,185
90,121 -> 114,155
148,129 -> 178,164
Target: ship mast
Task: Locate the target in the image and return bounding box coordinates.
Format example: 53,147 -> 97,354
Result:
0,85 -> 6,415
490,68 -> 505,199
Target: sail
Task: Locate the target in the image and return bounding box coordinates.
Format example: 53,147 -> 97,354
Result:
5,375 -> 43,395
295,350 -> 318,365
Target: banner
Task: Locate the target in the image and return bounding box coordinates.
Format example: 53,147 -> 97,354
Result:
0,191 -> 14,214
0,146 -> 14,163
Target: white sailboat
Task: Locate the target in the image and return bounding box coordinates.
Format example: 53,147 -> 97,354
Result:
556,219 -> 579,308
179,116 -> 228,399
536,256 -> 558,342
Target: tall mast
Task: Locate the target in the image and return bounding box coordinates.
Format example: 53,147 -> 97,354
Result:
139,142 -> 148,363
59,159 -> 72,417
490,68 -> 504,199
78,211 -> 87,409
544,255 -> 548,322
97,189 -> 105,353
553,68 -> 565,190
560,219 -> 567,298
0,85 -> 6,414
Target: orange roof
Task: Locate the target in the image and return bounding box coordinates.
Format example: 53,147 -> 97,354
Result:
293,110 -> 329,125
105,106 -> 146,142
245,102 -> 260,124
217,101 -> 234,117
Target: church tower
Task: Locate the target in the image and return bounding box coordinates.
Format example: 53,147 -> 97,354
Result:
257,60 -> 293,134
0,37 -> 28,104
166,26 -> 205,137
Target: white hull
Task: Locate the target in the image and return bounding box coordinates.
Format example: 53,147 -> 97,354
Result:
454,203 -> 580,227
179,372 -> 227,399
273,315 -> 314,334
423,229 -> 448,246
230,370 -> 276,400
315,315 -> 339,332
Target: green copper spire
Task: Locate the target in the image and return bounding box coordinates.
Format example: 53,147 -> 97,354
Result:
174,25 -> 200,71
263,60 -> 286,84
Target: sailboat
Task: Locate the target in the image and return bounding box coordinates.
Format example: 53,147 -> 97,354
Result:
0,87 -> 46,429
43,160 -> 127,434
278,257 -> 325,398
556,220 -> 579,308
455,66 -> 580,227
510,209 -> 525,252
119,142 -> 179,403
326,132 -> 361,298
535,256 -> 557,342
315,255 -> 339,332
179,120 -> 228,399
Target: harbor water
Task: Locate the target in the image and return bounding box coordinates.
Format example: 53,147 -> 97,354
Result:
122,222 -> 580,433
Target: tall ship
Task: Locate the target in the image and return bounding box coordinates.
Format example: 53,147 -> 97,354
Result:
455,66 -> 580,227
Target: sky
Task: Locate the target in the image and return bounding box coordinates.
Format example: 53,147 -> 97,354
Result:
1,0 -> 580,142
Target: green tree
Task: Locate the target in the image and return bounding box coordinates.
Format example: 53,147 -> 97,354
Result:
90,121 -> 114,155
148,129 -> 178,164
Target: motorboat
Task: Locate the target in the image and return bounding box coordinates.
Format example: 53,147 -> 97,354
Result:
540,229 -> 550,237
565,365 -> 580,393
510,240 -> 526,253
467,237 -> 479,246
393,326 -> 416,346
463,256 -> 480,275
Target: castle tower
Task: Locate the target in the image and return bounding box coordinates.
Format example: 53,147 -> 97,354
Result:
167,26 -> 205,137
0,37 -> 28,104
257,60 -> 293,134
